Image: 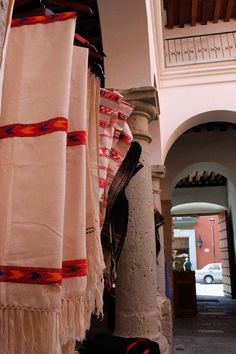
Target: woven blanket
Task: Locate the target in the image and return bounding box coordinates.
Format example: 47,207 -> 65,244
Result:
60,45 -> 89,353
0,12 -> 105,354
98,89 -> 134,228
85,71 -> 105,327
101,142 -> 143,281
0,0 -> 15,111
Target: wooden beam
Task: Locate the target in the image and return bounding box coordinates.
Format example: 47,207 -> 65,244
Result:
202,171 -> 208,184
179,0 -> 185,27
167,0 -> 174,28
191,0 -> 198,26
225,0 -> 234,22
201,0 -> 208,25
213,0 -> 222,23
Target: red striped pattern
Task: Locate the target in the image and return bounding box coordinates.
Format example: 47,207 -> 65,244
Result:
62,259 -> 87,278
119,132 -> 133,144
99,106 -> 114,116
99,147 -> 123,162
126,339 -> 147,353
11,12 -> 76,28
67,130 -> 86,146
0,265 -> 62,285
0,259 -> 87,285
100,89 -> 121,102
0,117 -> 68,140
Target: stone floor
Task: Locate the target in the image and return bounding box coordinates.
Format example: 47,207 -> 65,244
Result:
173,295 -> 236,354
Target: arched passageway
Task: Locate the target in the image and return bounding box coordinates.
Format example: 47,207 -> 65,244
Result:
161,118 -> 236,303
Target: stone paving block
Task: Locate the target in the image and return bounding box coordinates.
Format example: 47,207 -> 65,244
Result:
173,297 -> 236,354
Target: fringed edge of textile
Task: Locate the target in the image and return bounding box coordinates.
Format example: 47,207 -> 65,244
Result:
85,226 -> 105,325
62,340 -> 76,354
0,305 -> 60,354
60,295 -> 86,346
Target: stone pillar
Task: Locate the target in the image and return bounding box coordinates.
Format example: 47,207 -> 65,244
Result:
115,88 -> 169,353
152,165 -> 166,295
161,200 -> 173,300
152,165 -> 172,349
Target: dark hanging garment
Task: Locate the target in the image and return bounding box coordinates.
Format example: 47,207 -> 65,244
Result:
80,334 -> 161,354
154,208 -> 165,258
101,141 -> 143,281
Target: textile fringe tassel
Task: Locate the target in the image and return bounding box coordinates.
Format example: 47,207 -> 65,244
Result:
85,226 -> 105,328
0,305 -> 60,354
61,340 -> 76,354
60,296 -> 86,346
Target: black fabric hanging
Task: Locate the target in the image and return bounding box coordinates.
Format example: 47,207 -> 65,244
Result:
101,141 -> 143,281
154,208 -> 165,258
80,334 -> 161,354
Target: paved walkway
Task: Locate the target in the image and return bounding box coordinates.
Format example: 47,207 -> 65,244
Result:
173,295 -> 236,354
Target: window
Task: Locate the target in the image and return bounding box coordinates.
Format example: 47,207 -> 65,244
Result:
209,264 -> 220,270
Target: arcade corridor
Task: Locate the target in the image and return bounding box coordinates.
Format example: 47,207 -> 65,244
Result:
173,296 -> 236,354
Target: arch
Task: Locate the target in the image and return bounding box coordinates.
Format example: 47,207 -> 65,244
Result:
163,110 -> 236,162
171,202 -> 227,215
170,162 -> 236,195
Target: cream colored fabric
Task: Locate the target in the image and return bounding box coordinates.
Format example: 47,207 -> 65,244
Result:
0,0 -> 15,112
0,17 -> 75,354
85,71 -> 105,325
61,46 -> 88,347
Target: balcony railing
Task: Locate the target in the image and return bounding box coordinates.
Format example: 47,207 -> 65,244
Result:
165,31 -> 236,67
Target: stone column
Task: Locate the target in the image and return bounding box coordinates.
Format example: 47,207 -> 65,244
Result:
152,165 -> 172,349
161,200 -> 173,300
152,165 -> 166,295
115,88 -> 169,353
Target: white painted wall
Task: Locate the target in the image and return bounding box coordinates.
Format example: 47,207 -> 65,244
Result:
174,229 -> 197,270
97,0 -> 155,90
149,119 -> 162,163
160,128 -> 236,199
172,186 -> 228,209
159,92 -> 236,162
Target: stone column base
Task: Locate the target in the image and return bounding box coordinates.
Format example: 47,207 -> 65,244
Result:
115,308 -> 161,339
158,334 -> 170,354
157,294 -> 173,350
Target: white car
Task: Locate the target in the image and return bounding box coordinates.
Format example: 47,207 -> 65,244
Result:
195,263 -> 222,284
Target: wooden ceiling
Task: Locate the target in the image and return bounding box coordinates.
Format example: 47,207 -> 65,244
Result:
164,0 -> 236,28
185,122 -> 236,133
176,171 -> 227,188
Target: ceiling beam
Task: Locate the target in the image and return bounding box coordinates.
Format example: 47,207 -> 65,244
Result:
213,0 -> 222,23
225,0 -> 234,22
201,0 -> 208,25
179,0 -> 185,27
191,0 -> 198,26
167,0 -> 174,29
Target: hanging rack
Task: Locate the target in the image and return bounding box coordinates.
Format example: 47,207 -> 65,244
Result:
13,0 -> 93,15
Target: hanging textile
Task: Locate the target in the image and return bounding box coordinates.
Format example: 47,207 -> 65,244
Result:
60,46 -> 89,352
0,0 -> 15,111
82,334 -> 161,354
0,13 -> 76,354
154,207 -> 165,258
101,141 -> 143,281
98,89 -> 134,228
85,70 -> 105,326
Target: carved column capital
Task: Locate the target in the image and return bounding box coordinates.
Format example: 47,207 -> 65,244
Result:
121,87 -> 159,144
152,165 -> 166,181
152,165 -> 166,195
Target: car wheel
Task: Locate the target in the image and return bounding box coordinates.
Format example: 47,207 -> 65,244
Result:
204,275 -> 213,284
